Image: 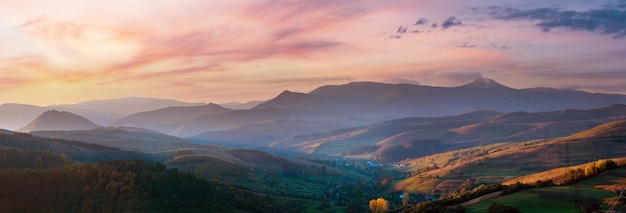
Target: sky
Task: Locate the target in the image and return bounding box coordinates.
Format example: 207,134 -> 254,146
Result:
0,0 -> 625,105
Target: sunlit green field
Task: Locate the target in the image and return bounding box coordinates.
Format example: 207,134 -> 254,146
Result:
467,167 -> 626,213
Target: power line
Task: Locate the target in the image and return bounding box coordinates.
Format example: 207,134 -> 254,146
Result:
606,188 -> 626,213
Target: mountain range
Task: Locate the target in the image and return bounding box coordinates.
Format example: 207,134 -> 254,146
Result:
256,77 -> 626,115
273,104 -> 626,162
111,103 -> 233,133
6,78 -> 626,161
4,78 -> 626,212
109,77 -> 626,138
0,97 -> 204,130
7,77 -> 626,139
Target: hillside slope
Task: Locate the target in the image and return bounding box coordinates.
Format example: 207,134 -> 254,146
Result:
18,110 -> 101,132
0,132 -> 145,162
395,119 -> 626,193
190,118 -> 361,147
0,159 -> 279,212
277,105 -> 626,161
0,103 -> 47,130
31,127 -> 192,153
112,104 -> 232,133
137,78 -> 626,138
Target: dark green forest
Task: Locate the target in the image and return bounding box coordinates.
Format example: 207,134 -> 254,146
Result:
0,148 -> 279,212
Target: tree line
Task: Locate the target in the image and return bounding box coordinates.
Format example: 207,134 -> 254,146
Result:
0,148 -> 280,212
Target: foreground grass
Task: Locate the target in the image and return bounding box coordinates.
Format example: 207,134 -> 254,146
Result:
235,172 -> 338,198
467,167 -> 626,213
467,189 -> 576,213
272,196 -> 347,213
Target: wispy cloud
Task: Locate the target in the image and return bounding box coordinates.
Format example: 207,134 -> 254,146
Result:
415,18 -> 429,25
441,16 -> 462,29
0,77 -> 31,89
561,81 -> 626,94
487,5 -> 626,38
242,0 -> 368,42
247,76 -> 354,85
1,0 -> 626,104
1,0 -> 360,88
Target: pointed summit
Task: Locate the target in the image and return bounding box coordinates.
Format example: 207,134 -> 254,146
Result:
18,110 -> 101,132
458,76 -> 511,89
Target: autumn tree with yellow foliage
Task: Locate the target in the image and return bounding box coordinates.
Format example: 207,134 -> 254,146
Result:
369,197 -> 389,213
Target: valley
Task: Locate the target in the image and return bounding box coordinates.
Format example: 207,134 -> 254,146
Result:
2,79 -> 626,212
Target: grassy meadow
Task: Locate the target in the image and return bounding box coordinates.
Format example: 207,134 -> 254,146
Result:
466,167 -> 626,212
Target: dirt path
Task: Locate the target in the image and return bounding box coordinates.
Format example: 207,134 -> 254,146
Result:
458,191 -> 503,207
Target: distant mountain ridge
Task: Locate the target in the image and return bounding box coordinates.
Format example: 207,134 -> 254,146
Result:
111,103 -> 232,132
18,110 -> 101,132
50,97 -> 205,125
0,103 -> 47,130
190,118 -> 361,146
0,97 -> 206,129
109,77 -> 626,138
273,104 -> 626,162
256,78 -> 626,115
31,126 -> 191,153
4,78 -> 626,140
51,97 -> 205,115
219,101 -> 264,110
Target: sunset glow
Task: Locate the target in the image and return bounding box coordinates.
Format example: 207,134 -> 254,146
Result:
1,0 -> 625,105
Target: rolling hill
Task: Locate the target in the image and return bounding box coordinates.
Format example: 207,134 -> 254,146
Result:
169,108 -> 353,137
27,126 -> 332,178
30,127 -> 192,153
0,97 -> 205,130
51,96 -> 205,116
394,119 -> 626,194
166,148 -> 336,180
18,110 -> 101,132
190,118 -> 361,147
166,77 -> 626,139
111,103 -> 232,133
466,165 -> 626,213
0,131 -> 146,162
49,97 -> 205,125
164,147 -> 348,212
274,104 -> 626,161
0,158 -> 280,212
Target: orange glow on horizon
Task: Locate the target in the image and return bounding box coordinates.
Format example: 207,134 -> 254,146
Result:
0,0 -> 624,105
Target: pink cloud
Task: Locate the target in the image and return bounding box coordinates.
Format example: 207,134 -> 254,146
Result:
1,0 -> 394,89
0,77 -> 32,89
0,0 -> 624,105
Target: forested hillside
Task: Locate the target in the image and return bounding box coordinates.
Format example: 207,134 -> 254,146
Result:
0,132 -> 151,162
0,148 -> 279,212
